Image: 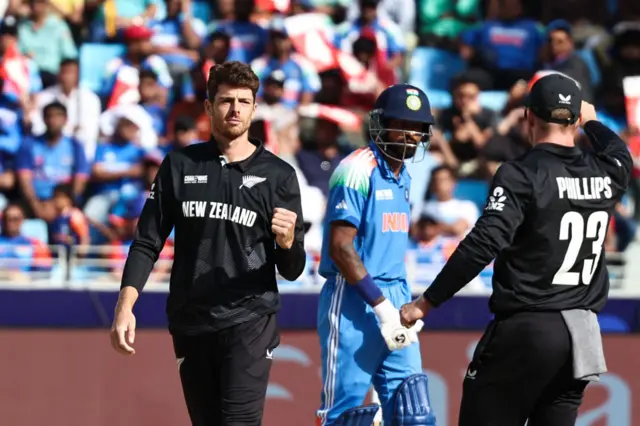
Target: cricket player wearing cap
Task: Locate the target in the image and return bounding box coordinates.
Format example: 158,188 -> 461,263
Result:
401,74 -> 633,425
316,84 -> 438,426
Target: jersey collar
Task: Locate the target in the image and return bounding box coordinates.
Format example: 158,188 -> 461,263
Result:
532,142 -> 582,158
369,142 -> 410,184
209,137 -> 265,172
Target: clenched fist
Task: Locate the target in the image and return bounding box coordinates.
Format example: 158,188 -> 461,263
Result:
272,207 -> 296,249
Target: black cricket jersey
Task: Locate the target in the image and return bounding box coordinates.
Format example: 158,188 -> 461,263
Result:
121,138 -> 306,334
425,121 -> 633,313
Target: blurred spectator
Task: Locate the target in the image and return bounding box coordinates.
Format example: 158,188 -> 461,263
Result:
613,202 -> 637,252
30,58 -> 101,161
460,0 -> 544,90
251,19 -> 321,108
0,15 -> 42,133
99,102 -> 158,149
0,148 -> 15,210
416,0 -> 479,47
149,0 -> 207,79
84,116 -> 145,224
16,101 -> 89,222
542,19 -> 593,102
347,0 -> 415,35
18,0 -> 77,87
340,35 -> 390,110
158,114 -> 197,154
202,30 -> 231,66
296,118 -> 350,195
49,0 -> 84,45
87,0 -> 158,42
483,106 -> 530,176
138,69 -> 167,138
49,183 -> 90,247
254,70 -> 299,131
167,60 -> 210,141
420,165 -> 479,238
103,25 -> 172,108
335,0 -> 405,71
0,203 -> 51,278
208,0 -> 267,64
438,74 -> 496,175
0,78 -> 26,155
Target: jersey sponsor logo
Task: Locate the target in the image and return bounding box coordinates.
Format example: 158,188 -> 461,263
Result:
148,183 -> 155,200
184,175 -> 208,184
181,201 -> 257,227
485,186 -> 506,212
375,189 -> 394,200
556,176 -> 612,200
382,212 -> 409,233
239,175 -> 267,189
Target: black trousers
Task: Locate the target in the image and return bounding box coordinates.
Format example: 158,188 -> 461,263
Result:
459,311 -> 589,426
172,314 -> 280,426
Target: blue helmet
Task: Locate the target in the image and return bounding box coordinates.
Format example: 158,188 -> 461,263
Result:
369,84 -> 435,162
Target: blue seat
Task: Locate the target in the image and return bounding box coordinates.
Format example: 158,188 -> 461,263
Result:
192,1 -> 212,22
479,91 -> 508,111
79,43 -> 126,94
425,90 -> 452,109
576,49 -> 601,87
21,219 -> 49,244
598,314 -> 630,333
409,47 -> 466,92
453,179 -> 489,212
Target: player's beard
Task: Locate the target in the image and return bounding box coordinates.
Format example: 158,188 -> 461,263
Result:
214,115 -> 252,140
385,142 -> 417,161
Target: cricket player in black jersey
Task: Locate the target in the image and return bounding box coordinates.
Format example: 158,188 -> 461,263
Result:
109,61 -> 306,426
401,73 -> 633,426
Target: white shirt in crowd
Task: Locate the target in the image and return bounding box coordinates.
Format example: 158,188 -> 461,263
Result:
421,198 -> 479,232
30,85 -> 102,161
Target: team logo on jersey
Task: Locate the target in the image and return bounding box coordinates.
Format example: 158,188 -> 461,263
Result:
485,186 -> 506,212
184,175 -> 208,184
148,183 -> 155,200
335,200 -> 348,210
239,175 -> 267,189
375,189 -> 394,200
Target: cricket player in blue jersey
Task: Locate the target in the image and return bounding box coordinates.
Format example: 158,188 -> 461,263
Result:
316,84 -> 438,426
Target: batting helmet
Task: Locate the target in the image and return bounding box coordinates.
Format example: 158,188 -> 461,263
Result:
369,84 -> 435,163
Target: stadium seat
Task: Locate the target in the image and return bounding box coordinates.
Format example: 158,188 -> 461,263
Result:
576,49 -> 601,88
21,219 -> 49,244
479,91 -> 508,111
454,179 -> 489,212
598,314 -> 630,333
79,43 -> 126,94
409,47 -> 466,92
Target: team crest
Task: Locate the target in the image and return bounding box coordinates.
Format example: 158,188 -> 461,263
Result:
406,95 -> 421,111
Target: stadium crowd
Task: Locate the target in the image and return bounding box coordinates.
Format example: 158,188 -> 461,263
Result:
0,0 -> 638,284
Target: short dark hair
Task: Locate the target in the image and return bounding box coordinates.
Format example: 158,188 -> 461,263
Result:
53,183 -> 74,199
43,101 -> 67,116
207,61 -> 260,102
209,30 -> 231,46
425,165 -> 457,200
139,69 -> 158,81
60,58 -> 79,68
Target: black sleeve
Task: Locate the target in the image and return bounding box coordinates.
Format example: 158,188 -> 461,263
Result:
273,171 -> 306,281
423,162 -> 532,307
584,120 -> 634,189
121,155 -> 175,292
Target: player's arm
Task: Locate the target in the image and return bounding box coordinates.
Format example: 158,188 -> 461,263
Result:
421,162 -> 532,309
273,171 -> 306,281
111,155 -> 175,355
581,102 -> 633,188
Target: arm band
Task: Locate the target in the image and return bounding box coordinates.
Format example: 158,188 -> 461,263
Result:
352,274 -> 383,306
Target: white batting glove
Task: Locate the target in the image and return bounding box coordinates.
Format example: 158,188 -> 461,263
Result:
374,299 -> 415,351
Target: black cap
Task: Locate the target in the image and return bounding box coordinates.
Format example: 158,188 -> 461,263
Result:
526,73 -> 582,125
0,16 -> 19,36
265,69 -> 285,87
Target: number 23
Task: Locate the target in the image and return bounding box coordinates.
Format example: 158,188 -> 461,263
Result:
552,211 -> 609,286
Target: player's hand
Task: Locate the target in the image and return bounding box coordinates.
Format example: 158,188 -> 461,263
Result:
110,308 -> 136,355
374,299 -> 416,351
580,101 -> 598,125
400,295 -> 432,327
272,207 -> 296,249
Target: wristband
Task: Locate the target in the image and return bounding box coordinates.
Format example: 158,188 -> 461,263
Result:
352,274 -> 383,306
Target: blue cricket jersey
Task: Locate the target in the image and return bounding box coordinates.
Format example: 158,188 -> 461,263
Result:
319,143 -> 411,282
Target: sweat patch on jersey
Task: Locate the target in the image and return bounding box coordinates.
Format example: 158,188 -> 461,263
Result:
329,147 -> 377,197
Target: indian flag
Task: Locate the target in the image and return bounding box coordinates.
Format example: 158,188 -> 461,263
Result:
406,88 -> 419,96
